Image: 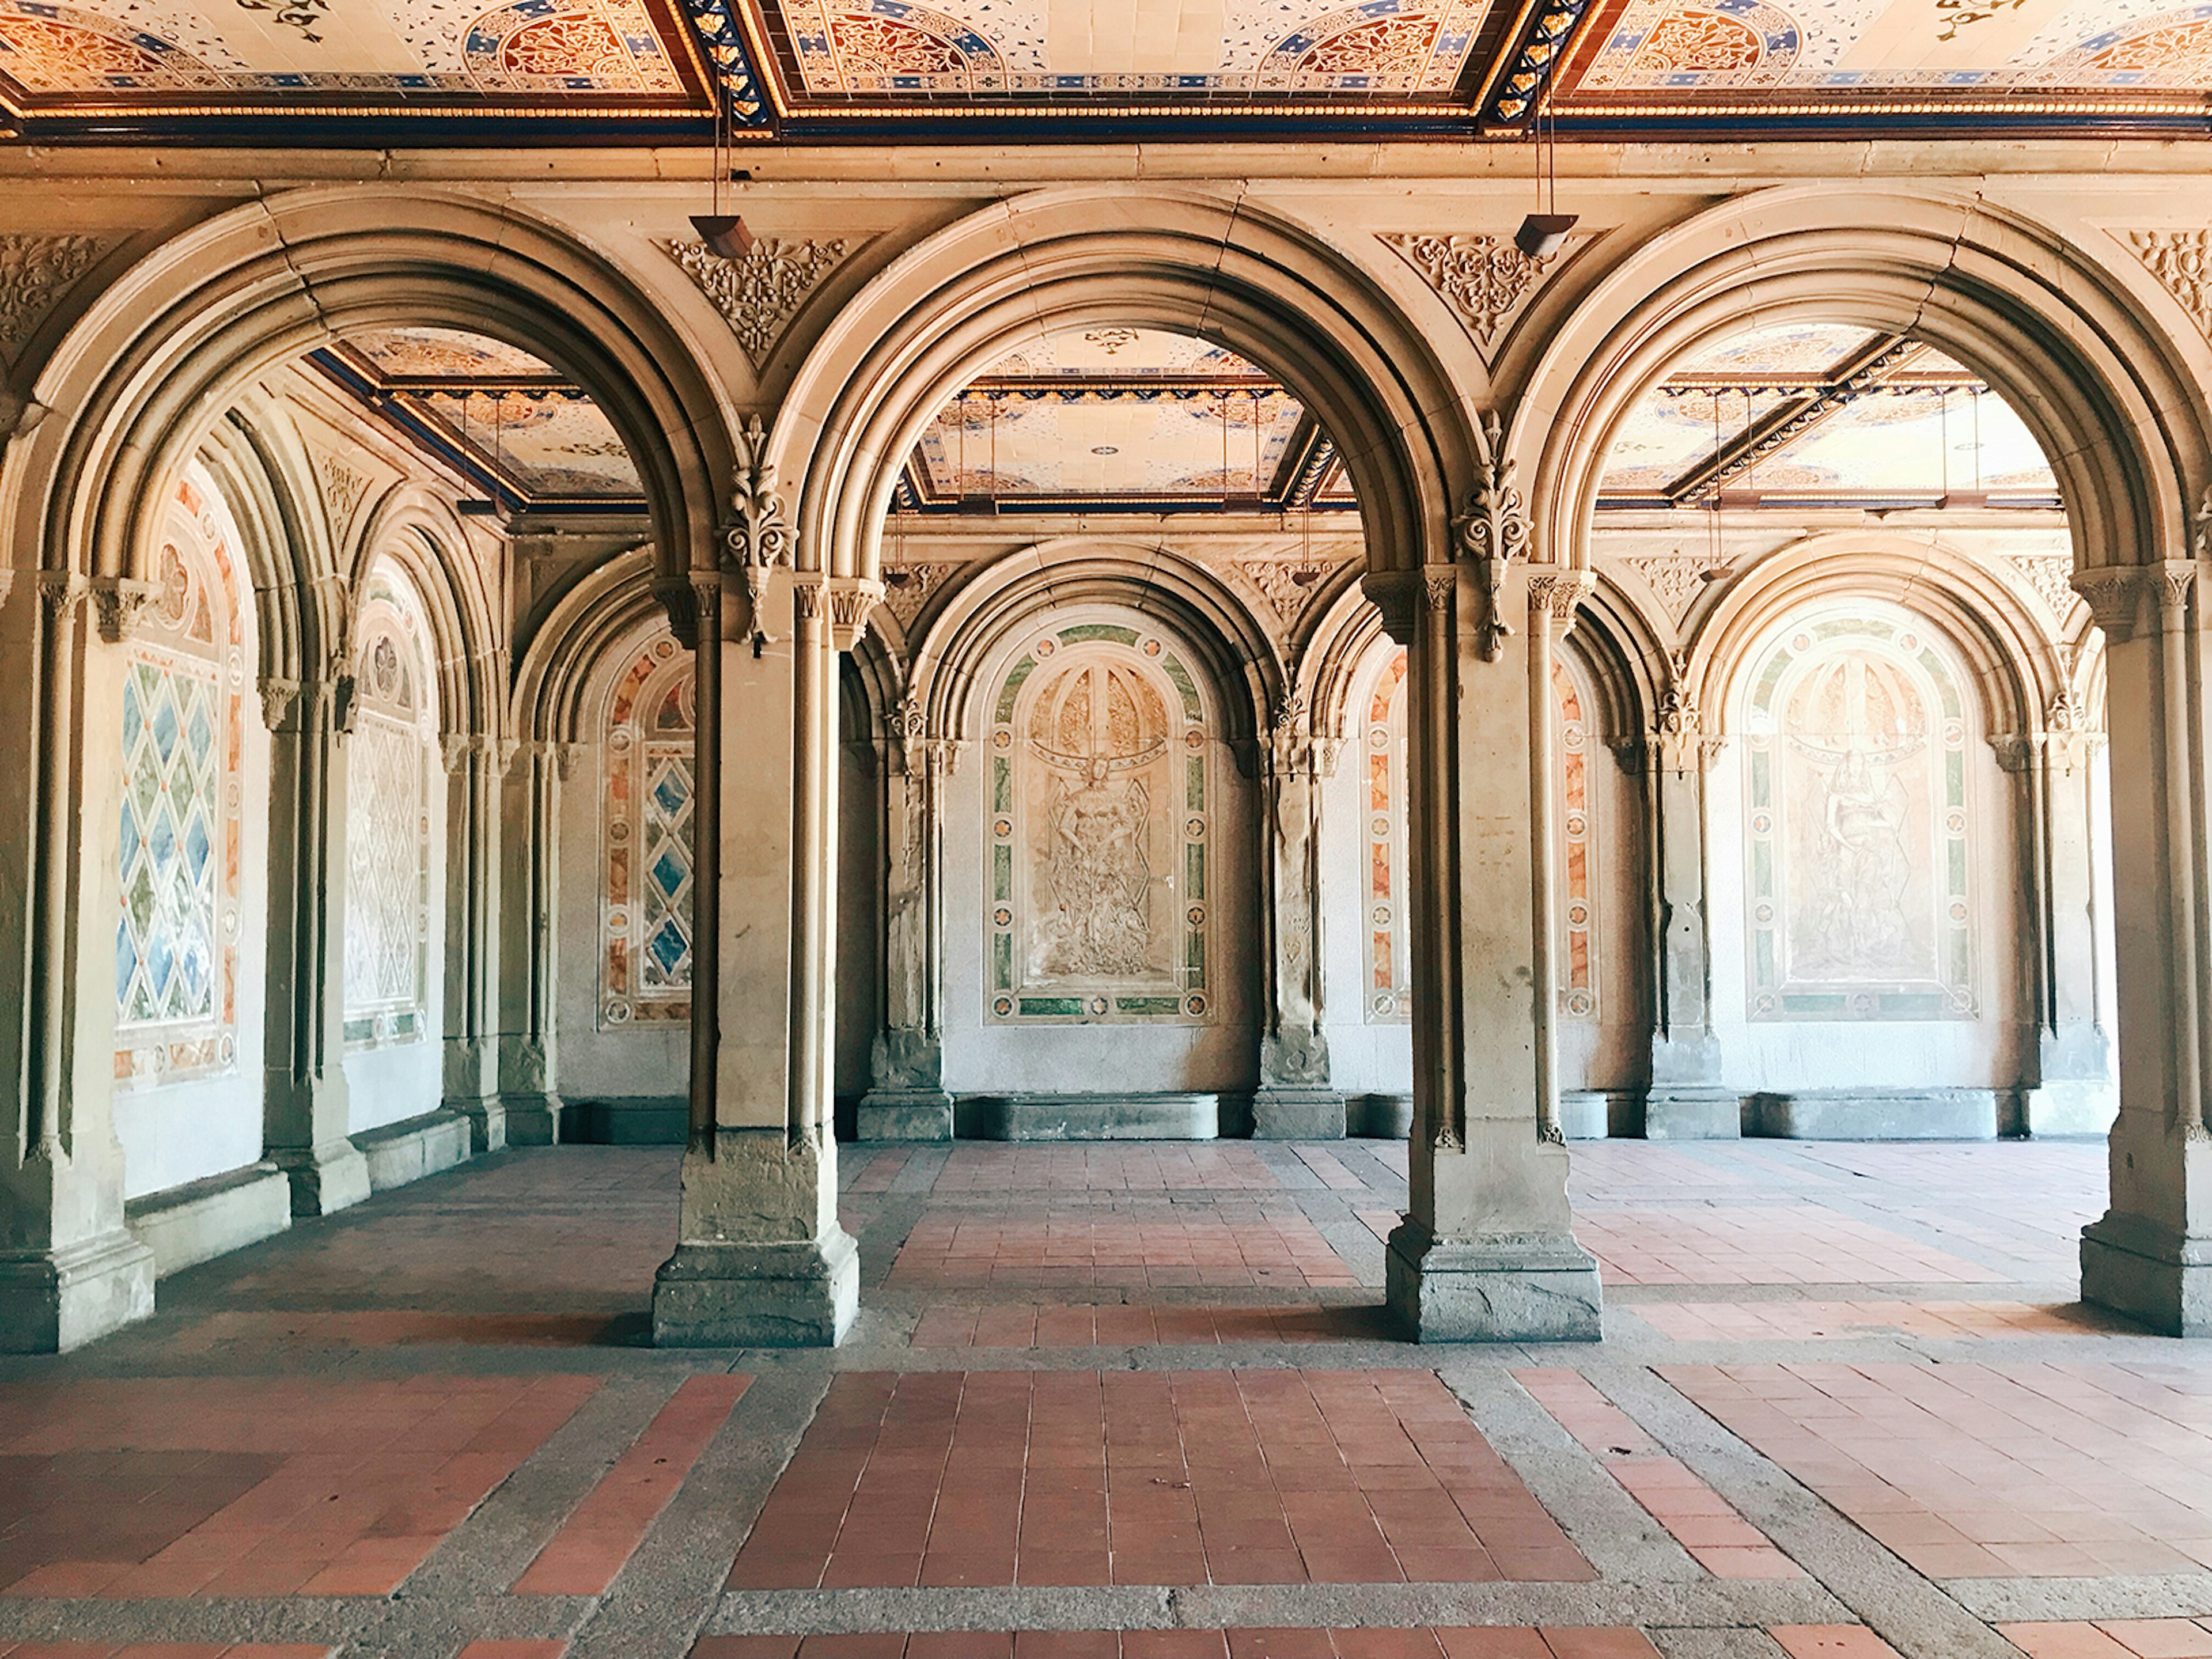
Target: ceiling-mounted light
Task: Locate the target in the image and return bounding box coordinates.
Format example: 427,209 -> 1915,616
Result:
691,214 -> 756,260
692,67 -> 753,260
1515,67 -> 1577,261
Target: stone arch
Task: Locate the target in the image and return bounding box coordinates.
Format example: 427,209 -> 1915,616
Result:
906,539 -> 1285,750
511,548 -> 668,748
349,488 -> 503,748
769,189 -> 1478,585
4,186 -> 736,672
1516,188 -> 2211,582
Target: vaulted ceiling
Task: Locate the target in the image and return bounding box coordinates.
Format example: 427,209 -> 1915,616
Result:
1,0 -> 2204,139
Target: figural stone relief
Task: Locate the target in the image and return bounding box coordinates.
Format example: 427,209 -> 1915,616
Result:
986,624 -> 1210,1024
1743,609 -> 1975,1020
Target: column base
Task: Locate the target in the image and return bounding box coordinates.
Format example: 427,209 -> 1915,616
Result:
445,1095 -> 508,1153
2082,1210 -> 2212,1336
652,1228 -> 859,1347
1385,1221 -> 1603,1343
0,1229 -> 156,1353
1643,1089 -> 1741,1140
501,1093 -> 563,1146
271,1140 -> 371,1218
857,1089 -> 953,1141
2020,1080 -> 2116,1138
1251,1090 -> 1345,1139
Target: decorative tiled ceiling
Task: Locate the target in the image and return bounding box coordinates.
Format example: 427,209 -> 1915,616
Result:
1599,323 -> 2062,508
307,327 -> 646,514
897,325 -> 1355,512
5,0 -> 2199,137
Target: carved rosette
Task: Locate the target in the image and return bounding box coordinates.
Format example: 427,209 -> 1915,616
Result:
0,234 -> 109,366
664,236 -> 866,368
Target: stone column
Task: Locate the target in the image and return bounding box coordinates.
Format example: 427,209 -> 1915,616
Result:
1364,460 -> 1603,1339
652,423 -> 879,1347
857,691 -> 956,1140
440,732 -> 505,1152
495,740 -> 565,1145
2078,558 -> 2211,1334
1253,695 -> 1344,1138
260,671 -> 371,1217
1640,673 -> 1737,1138
1998,695 -> 2114,1137
0,577 -> 156,1351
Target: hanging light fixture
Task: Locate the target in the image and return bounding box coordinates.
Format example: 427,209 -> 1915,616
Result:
456,386 -> 497,516
1515,67 -> 1578,259
691,68 -> 754,259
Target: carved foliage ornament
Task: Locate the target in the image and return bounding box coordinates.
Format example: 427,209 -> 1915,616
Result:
726,412 -> 793,650
1378,233 -> 1563,354
665,237 -> 864,369
1240,559 -> 1336,628
1454,410 -> 1527,661
2124,230 -> 2212,342
1616,550 -> 1727,624
0,234 -> 108,365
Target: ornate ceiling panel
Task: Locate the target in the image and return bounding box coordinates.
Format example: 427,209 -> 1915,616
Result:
0,0 -> 2202,133
1599,324 -> 2061,507
308,327 -> 645,513
899,325 -> 1354,511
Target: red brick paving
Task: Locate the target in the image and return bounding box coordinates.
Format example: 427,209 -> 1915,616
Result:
1630,1302 -> 2137,1342
910,1305 -> 1388,1347
726,1370 -> 1588,1590
1664,1362 -> 2212,1577
2002,1623 -> 2212,1659
0,1376 -> 598,1598
926,1147 -> 1281,1193
690,1634 -> 1661,1658
1514,1369 -> 1801,1580
514,1373 -> 750,1594
890,1215 -> 1356,1289
1575,1208 -> 2000,1285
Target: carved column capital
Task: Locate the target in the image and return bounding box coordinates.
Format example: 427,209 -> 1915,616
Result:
1360,570 -> 1422,643
440,732 -> 495,776
828,577 -> 884,652
1651,683 -> 1721,775
36,571 -> 85,623
88,575 -> 160,643
1525,568 -> 1597,627
258,676 -> 303,732
2073,562 -> 2198,640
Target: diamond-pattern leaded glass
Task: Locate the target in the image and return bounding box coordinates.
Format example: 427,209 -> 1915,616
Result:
600,635 -> 695,1026
116,657 -> 221,1027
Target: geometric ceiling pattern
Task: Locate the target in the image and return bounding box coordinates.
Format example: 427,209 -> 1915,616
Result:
1599,322 -> 2062,509
306,327 -> 646,515
1,0 -> 2205,137
898,325 -> 1355,513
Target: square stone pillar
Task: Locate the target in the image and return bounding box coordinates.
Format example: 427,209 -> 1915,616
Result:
1253,698 -> 1344,1139
857,694 -> 955,1141
495,740 -> 565,1145
441,733 -> 505,1153
1641,676 -> 1737,1140
0,577 -> 154,1351
650,536 -> 882,1347
260,672 -> 370,1218
2076,560 -> 2211,1335
1364,537 -> 1601,1342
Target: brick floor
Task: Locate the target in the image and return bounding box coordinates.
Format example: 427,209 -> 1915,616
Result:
1575,1207 -> 2001,1285
2001,1621 -> 2212,1658
727,1370 -> 1589,1589
888,1214 -> 1357,1288
910,1305 -> 1392,1347
925,1146 -> 1283,1194
1664,1361 -> 2212,1576
0,1376 -> 598,1597
1516,1369 -> 1802,1579
1629,1301 -> 2137,1342
691,1633 -> 1663,1657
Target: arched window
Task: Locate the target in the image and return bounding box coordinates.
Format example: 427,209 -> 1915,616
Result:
600,632 -> 695,1027
1740,605 -> 1975,1020
115,470 -> 247,1085
343,565 -> 437,1047
986,622 -> 1211,1024
1361,643 -> 1598,1022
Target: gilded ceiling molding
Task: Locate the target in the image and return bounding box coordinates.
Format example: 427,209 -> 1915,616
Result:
662,237 -> 869,369
1612,550 -> 1728,625
2120,230 -> 2212,342
0,234 -> 109,366
1376,232 -> 1582,357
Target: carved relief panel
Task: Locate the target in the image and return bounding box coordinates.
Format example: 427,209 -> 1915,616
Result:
1741,608 -> 1975,1020
986,623 -> 1211,1024
114,471 -> 248,1088
600,633 -> 695,1028
343,565 -> 436,1048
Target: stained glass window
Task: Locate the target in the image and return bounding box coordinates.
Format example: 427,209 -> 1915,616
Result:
115,469 -> 246,1087
601,633 -> 695,1027
343,566 -> 435,1047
